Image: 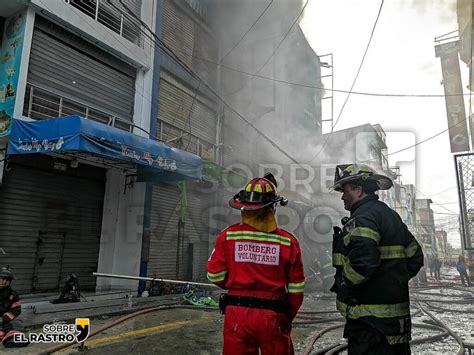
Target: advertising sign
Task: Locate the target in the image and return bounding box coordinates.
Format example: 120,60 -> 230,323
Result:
0,11 -> 26,137
435,41 -> 470,153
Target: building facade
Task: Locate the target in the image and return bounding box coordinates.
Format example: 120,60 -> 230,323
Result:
0,1 -> 212,294
0,0 -> 325,293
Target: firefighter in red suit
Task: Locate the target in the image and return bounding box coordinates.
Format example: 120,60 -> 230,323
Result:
207,173 -> 305,355
0,267 -> 28,348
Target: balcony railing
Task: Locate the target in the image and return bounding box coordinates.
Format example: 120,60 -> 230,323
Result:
65,0 -> 143,48
22,83 -> 216,160
23,82 -> 134,132
157,119 -> 216,161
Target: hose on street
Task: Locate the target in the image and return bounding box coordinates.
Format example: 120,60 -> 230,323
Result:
418,302 -> 465,355
39,303 -> 219,354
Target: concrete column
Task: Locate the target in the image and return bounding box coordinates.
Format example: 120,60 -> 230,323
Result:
14,7 -> 35,120
96,170 -> 145,291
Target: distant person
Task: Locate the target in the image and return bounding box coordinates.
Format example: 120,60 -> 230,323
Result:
456,256 -> 472,286
433,257 -> 441,280
207,173 -> 305,355
413,257 -> 428,286
330,164 -> 423,354
428,257 -> 435,278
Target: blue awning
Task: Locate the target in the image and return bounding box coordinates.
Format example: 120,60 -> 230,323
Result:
7,116 -> 202,181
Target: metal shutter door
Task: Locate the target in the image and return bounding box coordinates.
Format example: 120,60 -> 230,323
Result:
158,73 -> 217,148
162,0 -> 194,67
148,183 -> 210,281
148,183 -> 181,279
185,185 -> 210,281
28,17 -> 136,121
0,156 -> 105,293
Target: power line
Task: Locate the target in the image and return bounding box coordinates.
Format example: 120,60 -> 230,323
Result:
189,54 -> 470,98
38,0 -> 167,141
306,0 -> 385,164
431,201 -> 458,205
333,0 -> 384,131
52,0 -> 282,160
223,0 -> 310,98
387,116 -> 469,157
105,2 -> 471,100
99,0 -> 473,169
415,187 -> 459,215
56,0 -> 470,177
221,0 -> 274,62
181,0 -> 274,147
256,0 -> 310,73
428,186 -> 458,197
118,0 -> 304,165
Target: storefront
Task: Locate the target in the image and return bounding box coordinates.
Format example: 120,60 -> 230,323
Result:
2,115 -> 202,293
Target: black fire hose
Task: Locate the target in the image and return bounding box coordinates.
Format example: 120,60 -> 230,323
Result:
418,302 -> 465,355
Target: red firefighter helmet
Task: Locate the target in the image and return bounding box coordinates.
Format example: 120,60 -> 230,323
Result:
229,173 -> 288,211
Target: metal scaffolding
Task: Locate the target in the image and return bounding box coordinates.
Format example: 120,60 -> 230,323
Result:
455,153 -> 474,250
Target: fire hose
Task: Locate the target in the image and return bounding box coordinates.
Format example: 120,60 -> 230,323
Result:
39,304 -> 219,354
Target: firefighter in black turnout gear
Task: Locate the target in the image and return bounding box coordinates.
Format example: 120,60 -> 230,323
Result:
0,267 -> 28,348
330,164 -> 423,355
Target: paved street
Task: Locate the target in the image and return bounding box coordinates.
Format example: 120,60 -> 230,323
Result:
5,269 -> 473,354
4,298 -> 330,354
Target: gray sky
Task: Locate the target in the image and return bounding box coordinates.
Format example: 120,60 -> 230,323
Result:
301,0 -> 465,247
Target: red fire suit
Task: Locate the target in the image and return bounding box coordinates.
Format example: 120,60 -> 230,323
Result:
0,287 -> 24,347
207,223 -> 305,355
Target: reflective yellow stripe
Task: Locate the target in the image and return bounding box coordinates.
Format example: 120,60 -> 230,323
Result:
254,184 -> 263,193
343,256 -> 366,285
333,253 -> 343,266
335,247 -> 409,265
379,245 -> 406,259
335,245 -> 411,269
405,239 -> 419,258
207,270 -> 227,282
386,334 -> 410,345
245,184 -> 252,192
348,227 -> 381,245
336,300 -> 409,319
379,242 -> 420,259
226,231 -> 291,246
288,282 -> 305,293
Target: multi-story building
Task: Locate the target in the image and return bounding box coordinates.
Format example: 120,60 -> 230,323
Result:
393,183 -> 417,231
214,1 -> 323,178
0,0 -> 324,294
293,123 -> 394,287
0,0 -> 221,294
0,0 -> 157,294
415,198 -> 436,254
435,229 -> 448,259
